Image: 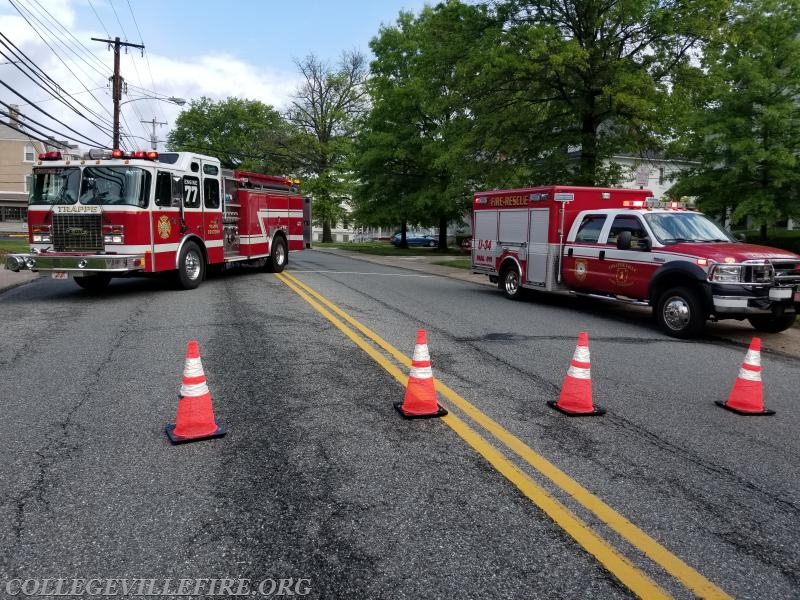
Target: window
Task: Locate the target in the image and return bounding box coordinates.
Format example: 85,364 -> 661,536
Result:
203,164 -> 219,176
574,215 -> 606,243
183,176 -> 201,208
608,215 -> 648,248
155,171 -> 173,207
79,167 -> 151,208
25,173 -> 33,194
204,178 -> 220,209
24,144 -> 35,162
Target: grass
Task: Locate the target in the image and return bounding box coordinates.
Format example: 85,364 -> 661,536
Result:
0,239 -> 29,257
315,241 -> 462,256
431,258 -> 472,269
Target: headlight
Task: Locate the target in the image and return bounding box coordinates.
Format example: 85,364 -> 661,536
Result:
103,225 -> 125,244
711,265 -> 743,283
31,225 -> 51,243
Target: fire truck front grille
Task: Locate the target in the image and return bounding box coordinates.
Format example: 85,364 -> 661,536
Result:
772,261 -> 800,286
52,214 -> 103,252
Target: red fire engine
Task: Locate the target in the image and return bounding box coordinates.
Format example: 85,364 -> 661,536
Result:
5,149 -> 310,290
471,186 -> 800,337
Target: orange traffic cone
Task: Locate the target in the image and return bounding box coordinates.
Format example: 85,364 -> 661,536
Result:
547,331 -> 605,416
394,329 -> 448,419
715,338 -> 775,415
165,340 -> 227,443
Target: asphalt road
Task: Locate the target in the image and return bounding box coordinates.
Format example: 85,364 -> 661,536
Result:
1,250 -> 798,599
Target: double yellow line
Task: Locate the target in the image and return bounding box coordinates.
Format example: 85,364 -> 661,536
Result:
276,271 -> 731,600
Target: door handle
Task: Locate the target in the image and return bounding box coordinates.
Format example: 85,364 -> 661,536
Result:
599,250 -> 605,260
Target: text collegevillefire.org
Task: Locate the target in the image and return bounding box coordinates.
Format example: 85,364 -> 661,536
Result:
4,578 -> 312,597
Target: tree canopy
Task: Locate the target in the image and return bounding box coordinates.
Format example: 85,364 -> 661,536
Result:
166,96 -> 298,174
668,0 -> 800,235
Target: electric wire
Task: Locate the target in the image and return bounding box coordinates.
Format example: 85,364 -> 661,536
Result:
0,100 -> 105,148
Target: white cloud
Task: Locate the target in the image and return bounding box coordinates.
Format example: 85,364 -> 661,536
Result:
1,0 -> 301,152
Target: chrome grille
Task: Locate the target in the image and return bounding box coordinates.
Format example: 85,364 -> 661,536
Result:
773,260 -> 800,286
53,214 -> 103,252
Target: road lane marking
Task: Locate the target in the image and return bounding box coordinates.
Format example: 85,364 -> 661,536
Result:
279,271 -> 735,599
289,270 -> 436,277
277,272 -> 684,598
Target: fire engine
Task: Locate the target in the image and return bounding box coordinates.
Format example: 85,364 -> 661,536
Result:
5,148 -> 310,290
471,186 -> 800,337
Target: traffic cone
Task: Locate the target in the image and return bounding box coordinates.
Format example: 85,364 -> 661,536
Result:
715,338 -> 775,416
547,331 -> 605,416
394,329 -> 448,419
165,340 -> 227,444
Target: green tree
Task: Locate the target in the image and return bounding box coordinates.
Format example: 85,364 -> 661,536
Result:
166,97 -> 298,174
468,0 -> 729,186
353,2 -> 491,248
669,0 -> 800,237
287,52 -> 368,243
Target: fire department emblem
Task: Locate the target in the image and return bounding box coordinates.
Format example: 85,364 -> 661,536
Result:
575,259 -> 587,282
609,263 -> 636,287
157,215 -> 171,239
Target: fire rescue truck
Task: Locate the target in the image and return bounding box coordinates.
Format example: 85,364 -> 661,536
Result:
471,186 -> 800,337
5,148 -> 310,291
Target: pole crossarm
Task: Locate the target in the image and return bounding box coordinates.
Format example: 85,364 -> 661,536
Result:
92,36 -> 146,149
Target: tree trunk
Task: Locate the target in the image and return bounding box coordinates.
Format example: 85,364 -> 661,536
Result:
578,109 -> 598,186
438,216 -> 448,250
759,223 -> 768,240
322,219 -> 333,243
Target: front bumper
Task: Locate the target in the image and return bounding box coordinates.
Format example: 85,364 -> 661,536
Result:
712,284 -> 798,315
5,253 -> 145,274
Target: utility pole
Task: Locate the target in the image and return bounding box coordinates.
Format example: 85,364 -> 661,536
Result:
141,117 -> 167,150
92,36 -> 145,149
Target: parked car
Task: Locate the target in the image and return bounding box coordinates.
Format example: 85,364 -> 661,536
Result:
391,232 -> 438,247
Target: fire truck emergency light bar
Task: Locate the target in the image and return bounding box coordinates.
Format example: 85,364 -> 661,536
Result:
623,198 -> 686,210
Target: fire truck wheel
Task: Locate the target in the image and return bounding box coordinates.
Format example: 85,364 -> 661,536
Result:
175,241 -> 205,290
265,236 -> 287,273
500,264 -> 524,300
747,312 -> 797,333
74,274 -> 111,291
656,286 -> 705,338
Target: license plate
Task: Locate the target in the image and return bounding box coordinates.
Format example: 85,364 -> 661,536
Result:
51,272 -> 68,280
769,288 -> 792,300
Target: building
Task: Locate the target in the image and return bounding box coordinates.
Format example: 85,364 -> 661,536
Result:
0,106 -> 78,223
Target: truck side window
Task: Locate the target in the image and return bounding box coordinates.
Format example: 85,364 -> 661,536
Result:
608,215 -> 647,247
204,178 -> 220,209
574,215 -> 606,243
155,171 -> 172,207
183,176 -> 201,208
171,176 -> 183,207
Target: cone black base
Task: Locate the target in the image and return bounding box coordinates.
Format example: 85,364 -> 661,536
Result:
714,401 -> 775,416
165,421 -> 227,444
394,401 -> 448,419
547,400 -> 606,416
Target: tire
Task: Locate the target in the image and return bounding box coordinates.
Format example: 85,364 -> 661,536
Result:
747,313 -> 797,333
265,236 -> 287,273
428,240 -> 436,247
74,273 -> 111,291
499,263 -> 524,300
656,286 -> 706,338
175,241 -> 205,290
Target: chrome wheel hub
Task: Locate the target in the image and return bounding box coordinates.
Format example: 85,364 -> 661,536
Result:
663,296 -> 690,331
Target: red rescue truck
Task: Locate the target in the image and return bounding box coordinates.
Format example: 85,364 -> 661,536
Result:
471,186 -> 800,337
5,148 -> 310,290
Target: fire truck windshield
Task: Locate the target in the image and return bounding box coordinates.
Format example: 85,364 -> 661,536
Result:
79,167 -> 151,208
29,167 -> 81,205
644,212 -> 734,245
30,166 -> 151,208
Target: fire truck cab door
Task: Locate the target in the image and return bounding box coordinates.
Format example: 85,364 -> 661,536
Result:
526,208 -> 549,285
598,214 -> 654,299
563,213 -> 609,291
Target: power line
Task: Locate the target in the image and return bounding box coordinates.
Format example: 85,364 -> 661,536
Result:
0,101 -> 104,148
0,35 -> 113,133
0,81 -> 110,147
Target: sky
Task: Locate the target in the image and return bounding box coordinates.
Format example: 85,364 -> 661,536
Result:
0,0 -> 429,152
